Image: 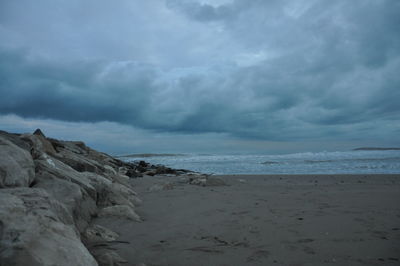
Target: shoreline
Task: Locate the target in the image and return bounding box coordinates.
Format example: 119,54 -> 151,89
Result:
216,173 -> 400,177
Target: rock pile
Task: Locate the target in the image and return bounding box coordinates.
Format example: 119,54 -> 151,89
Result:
125,160 -> 190,177
0,129 -> 168,266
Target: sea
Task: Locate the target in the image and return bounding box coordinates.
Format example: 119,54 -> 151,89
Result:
121,150 -> 400,175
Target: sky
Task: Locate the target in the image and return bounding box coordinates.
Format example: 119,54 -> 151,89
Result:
0,0 -> 399,155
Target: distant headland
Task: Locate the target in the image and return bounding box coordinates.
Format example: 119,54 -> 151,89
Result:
353,147 -> 400,151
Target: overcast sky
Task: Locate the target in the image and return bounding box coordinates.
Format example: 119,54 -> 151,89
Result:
1,0 -> 399,154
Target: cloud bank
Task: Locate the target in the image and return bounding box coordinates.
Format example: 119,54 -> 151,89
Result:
1,0 -> 399,149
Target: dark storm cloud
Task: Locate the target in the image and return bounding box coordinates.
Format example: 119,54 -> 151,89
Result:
0,47 -> 156,124
1,0 -> 399,142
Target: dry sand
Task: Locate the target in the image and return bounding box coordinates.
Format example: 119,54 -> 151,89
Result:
95,174 -> 400,266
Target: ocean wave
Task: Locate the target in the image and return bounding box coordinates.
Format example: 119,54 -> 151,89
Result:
119,153 -> 186,158
302,157 -> 400,164
261,161 -> 280,165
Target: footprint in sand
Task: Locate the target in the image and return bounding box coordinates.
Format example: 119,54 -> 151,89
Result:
303,246 -> 316,255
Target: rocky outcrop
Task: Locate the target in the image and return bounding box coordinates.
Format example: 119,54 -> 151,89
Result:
0,129 -> 170,266
0,188 -> 98,266
123,160 -> 191,177
0,136 -> 35,188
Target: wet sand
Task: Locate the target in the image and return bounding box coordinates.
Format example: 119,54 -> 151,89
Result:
95,174 -> 400,266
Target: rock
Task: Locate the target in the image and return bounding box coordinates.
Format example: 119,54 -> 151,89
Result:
0,188 -> 98,266
110,173 -> 130,186
90,250 -> 128,266
98,205 -> 141,222
34,176 -> 97,233
155,165 -> 177,175
83,173 -> 140,208
138,161 -> 149,167
190,177 -> 207,186
144,170 -> 156,176
0,136 -> 35,188
135,165 -> 148,173
33,128 -> 45,136
35,156 -> 97,200
110,182 -> 142,206
84,224 -> 119,242
55,152 -> 101,173
0,130 -> 31,151
84,172 -> 113,190
125,168 -> 142,178
118,167 -> 128,175
21,131 -> 57,157
51,141 -> 107,174
0,129 -> 188,266
56,140 -> 89,155
104,165 -> 117,175
189,176 -> 227,187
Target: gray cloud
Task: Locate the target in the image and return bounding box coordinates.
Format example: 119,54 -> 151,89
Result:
0,0 -> 399,146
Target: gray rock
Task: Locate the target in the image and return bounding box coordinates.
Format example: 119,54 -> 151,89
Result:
109,182 -> 142,206
90,250 -> 127,266
189,176 -> 227,187
0,130 -> 151,266
20,131 -> 57,158
0,188 -> 98,266
0,136 -> 35,188
125,168 -> 142,178
50,140 -> 109,174
55,150 -> 102,173
84,173 -> 128,207
104,165 -> 117,175
143,170 -> 156,176
109,173 -> 130,186
0,130 -> 31,151
84,224 -> 119,242
155,165 -> 176,175
35,156 -> 97,200
34,176 -> 97,233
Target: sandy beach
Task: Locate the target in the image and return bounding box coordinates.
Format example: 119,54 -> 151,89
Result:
94,174 -> 400,266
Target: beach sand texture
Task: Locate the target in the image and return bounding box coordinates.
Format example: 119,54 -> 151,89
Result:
95,174 -> 400,266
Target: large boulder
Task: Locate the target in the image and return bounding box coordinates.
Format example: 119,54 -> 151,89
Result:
0,136 -> 35,188
84,173 -> 141,208
54,149 -> 104,174
0,130 -> 31,151
34,177 -> 97,233
90,250 -> 127,266
35,156 -> 97,200
0,188 -> 98,266
20,130 -> 57,158
83,224 -> 119,243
